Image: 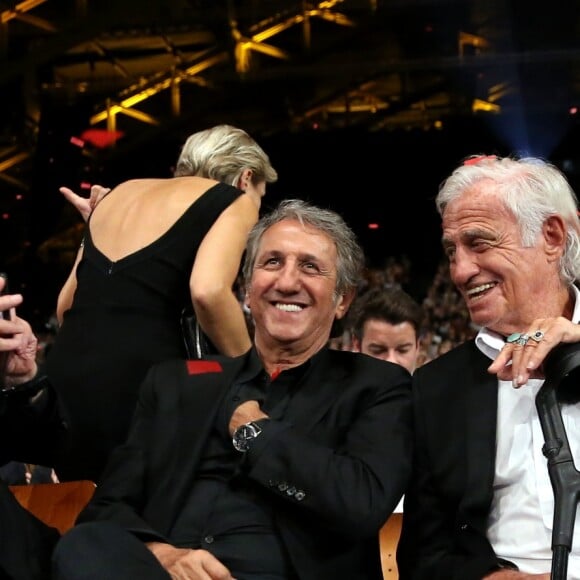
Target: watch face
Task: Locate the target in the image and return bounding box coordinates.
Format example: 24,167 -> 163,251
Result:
232,422 -> 262,452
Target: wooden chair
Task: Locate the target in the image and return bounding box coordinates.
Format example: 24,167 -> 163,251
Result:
380,512 -> 403,579
9,480 -> 402,576
8,480 -> 96,534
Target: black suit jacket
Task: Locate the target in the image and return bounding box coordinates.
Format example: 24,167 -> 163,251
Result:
78,347 -> 413,580
397,339 -> 506,580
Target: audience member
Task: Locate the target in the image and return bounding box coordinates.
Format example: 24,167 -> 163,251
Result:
40,124 -> 277,483
346,285 -> 424,514
420,257 -> 478,361
348,286 -> 424,374
397,154 -> 580,579
48,199 -> 413,580
332,255 -> 476,363
0,282 -> 61,579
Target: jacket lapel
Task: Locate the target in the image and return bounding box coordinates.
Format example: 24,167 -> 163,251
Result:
155,354 -> 248,532
460,342 -> 498,524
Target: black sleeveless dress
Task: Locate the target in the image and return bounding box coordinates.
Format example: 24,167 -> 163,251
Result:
44,182 -> 242,482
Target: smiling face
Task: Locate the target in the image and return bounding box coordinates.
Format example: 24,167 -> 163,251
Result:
245,219 -> 353,357
441,182 -> 562,335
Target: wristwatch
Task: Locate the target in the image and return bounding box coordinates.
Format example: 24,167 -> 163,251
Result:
232,420 -> 263,453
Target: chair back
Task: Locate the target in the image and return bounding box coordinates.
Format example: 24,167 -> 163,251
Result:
380,512 -> 403,579
9,480 -> 95,534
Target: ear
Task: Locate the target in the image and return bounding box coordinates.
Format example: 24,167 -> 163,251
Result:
334,288 -> 357,320
542,215 -> 567,263
236,168 -> 253,191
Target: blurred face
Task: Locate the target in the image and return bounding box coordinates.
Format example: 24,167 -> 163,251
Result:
441,183 -> 556,335
353,318 -> 419,374
245,219 -> 353,355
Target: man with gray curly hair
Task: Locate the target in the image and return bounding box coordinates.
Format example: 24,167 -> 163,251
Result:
51,199 -> 412,580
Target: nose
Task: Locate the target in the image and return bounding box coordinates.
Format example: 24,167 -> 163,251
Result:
274,263 -> 301,292
450,247 -> 479,287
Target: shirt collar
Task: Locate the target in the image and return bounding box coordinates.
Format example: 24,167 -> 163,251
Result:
475,284 -> 580,361
238,345 -> 317,383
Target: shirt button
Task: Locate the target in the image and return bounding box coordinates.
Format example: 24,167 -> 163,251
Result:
204,535 -> 214,544
460,523 -> 468,531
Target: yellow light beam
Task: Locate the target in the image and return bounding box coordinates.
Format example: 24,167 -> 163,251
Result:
116,106 -> 159,125
246,40 -> 288,60
1,0 -> 47,24
472,98 -> 501,113
0,150 -> 29,172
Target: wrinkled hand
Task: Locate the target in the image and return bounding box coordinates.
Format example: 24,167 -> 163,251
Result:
60,184 -> 111,222
146,542 -> 235,580
228,399 -> 268,436
488,316 -> 580,387
0,291 -> 38,386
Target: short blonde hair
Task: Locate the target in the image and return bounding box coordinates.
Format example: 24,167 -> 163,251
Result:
174,124 -> 278,187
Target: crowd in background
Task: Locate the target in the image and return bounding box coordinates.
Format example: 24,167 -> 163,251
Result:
328,255 -> 478,367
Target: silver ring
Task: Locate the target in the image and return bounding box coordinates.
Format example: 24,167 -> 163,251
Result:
530,330 -> 545,342
506,332 -> 529,347
518,333 -> 530,346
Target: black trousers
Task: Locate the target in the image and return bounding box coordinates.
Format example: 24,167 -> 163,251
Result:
52,521 -> 171,579
0,481 -> 59,580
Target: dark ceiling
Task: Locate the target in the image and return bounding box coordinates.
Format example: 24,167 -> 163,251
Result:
2,0 -> 580,188
1,0 -> 580,323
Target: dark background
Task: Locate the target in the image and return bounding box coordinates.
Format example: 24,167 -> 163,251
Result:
1,0 -> 580,329
5,114 -> 580,330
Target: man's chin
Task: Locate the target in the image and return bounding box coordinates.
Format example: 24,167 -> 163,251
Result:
466,305 -> 494,330
267,327 -> 304,343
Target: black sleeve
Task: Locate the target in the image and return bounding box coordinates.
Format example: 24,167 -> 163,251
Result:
0,373 -> 65,467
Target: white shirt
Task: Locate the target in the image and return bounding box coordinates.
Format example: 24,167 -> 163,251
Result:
475,285 -> 580,577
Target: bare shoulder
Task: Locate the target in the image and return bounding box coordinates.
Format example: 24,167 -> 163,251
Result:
220,192 -> 260,224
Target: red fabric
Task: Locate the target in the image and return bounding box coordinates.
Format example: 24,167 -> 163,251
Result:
462,155 -> 496,166
80,128 -> 124,148
186,360 -> 223,375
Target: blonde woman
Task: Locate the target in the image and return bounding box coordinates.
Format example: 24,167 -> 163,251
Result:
44,124 -> 278,482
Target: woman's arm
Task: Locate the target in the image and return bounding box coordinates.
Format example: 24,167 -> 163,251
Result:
189,194 -> 259,357
55,245 -> 83,325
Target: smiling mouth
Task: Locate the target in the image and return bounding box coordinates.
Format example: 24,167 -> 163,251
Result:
465,282 -> 497,301
275,303 -> 304,312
